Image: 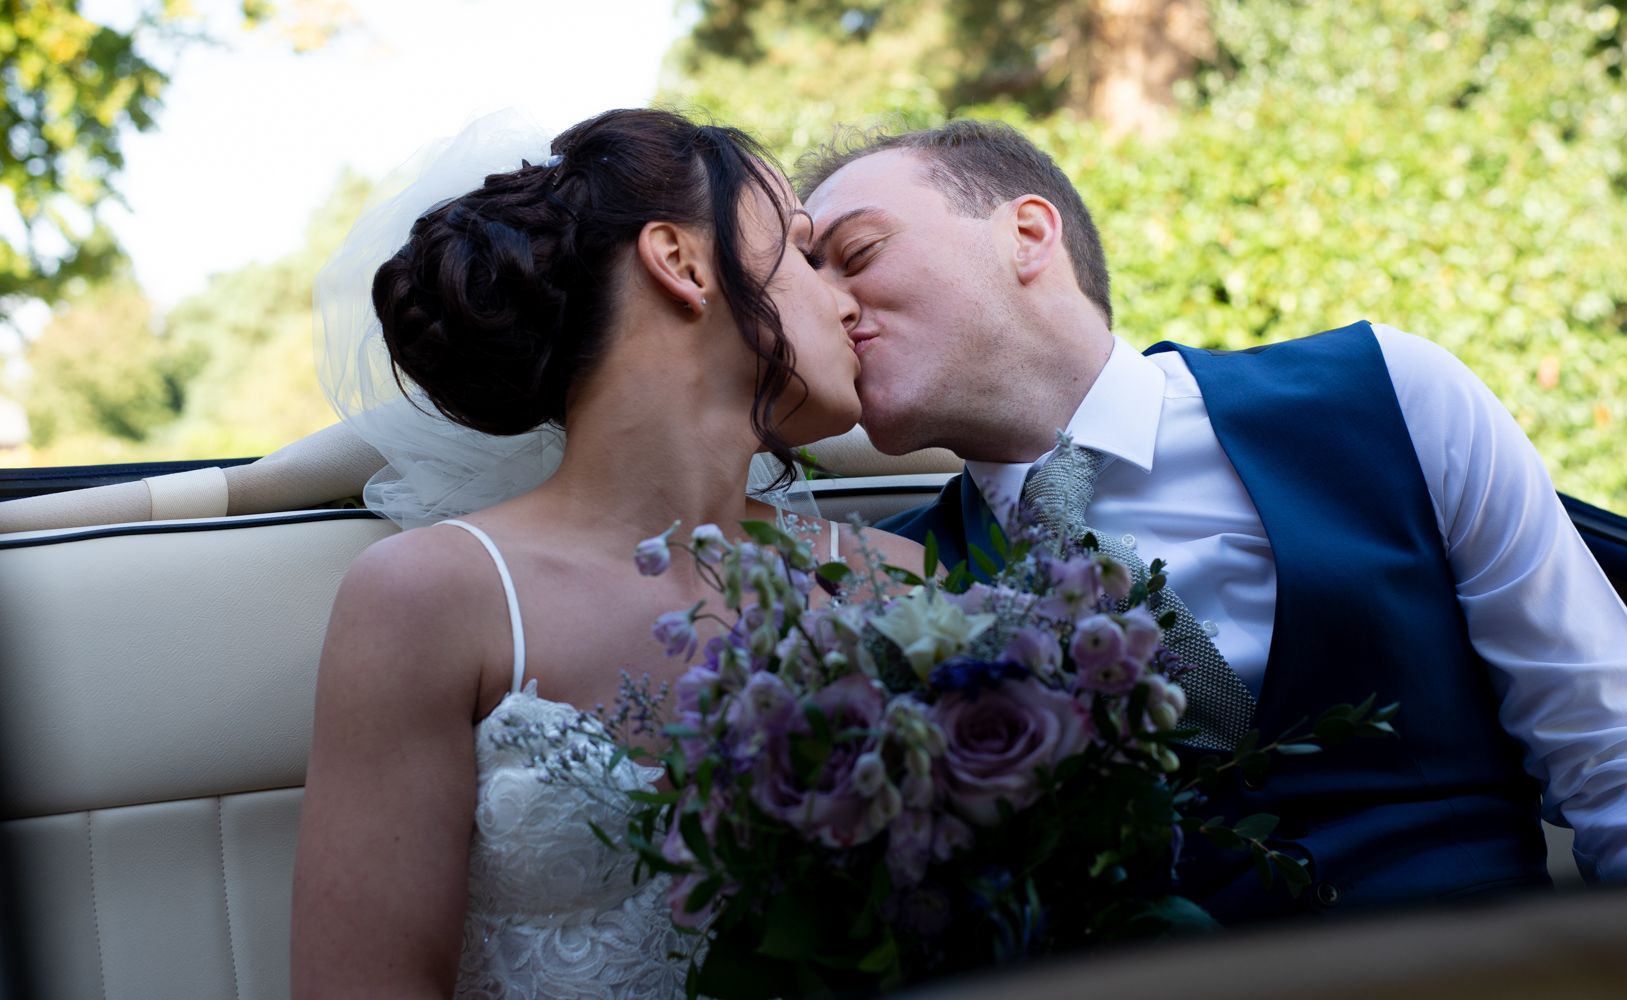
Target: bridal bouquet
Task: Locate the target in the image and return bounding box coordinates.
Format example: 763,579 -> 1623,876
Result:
577,495 -> 1396,999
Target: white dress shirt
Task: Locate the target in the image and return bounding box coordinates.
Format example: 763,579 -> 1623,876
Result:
966,326 -> 1627,882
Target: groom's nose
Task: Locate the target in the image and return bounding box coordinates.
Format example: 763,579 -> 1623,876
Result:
833,282 -> 861,337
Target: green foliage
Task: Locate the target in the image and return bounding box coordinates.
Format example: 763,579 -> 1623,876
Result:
0,1 -> 347,318
0,0 -> 166,308
673,0 -> 1627,511
22,278 -> 202,445
11,169 -> 368,465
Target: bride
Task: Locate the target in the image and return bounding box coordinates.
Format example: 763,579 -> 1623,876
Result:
290,108 -> 925,999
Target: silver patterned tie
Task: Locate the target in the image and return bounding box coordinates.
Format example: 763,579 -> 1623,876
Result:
1020,442 -> 1257,750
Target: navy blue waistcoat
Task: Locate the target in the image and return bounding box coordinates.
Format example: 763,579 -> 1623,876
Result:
877,321 -> 1550,922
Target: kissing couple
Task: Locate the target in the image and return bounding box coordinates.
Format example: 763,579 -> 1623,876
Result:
291,107 -> 1627,999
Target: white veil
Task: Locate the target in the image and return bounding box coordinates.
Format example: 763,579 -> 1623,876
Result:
315,108 -> 819,529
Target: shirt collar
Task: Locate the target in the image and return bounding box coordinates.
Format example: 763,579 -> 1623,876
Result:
966,335 -> 1167,525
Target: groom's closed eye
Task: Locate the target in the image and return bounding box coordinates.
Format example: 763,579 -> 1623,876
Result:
811,208 -> 893,276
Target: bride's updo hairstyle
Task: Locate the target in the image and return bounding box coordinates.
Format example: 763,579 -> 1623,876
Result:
371,108 -> 807,478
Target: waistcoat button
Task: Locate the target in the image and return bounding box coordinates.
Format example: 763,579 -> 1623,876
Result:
1121,533 -> 1137,549
1314,882 -> 1340,907
1201,620 -> 1219,638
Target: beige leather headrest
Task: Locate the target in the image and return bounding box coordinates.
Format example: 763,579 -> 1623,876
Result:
0,421 -> 960,534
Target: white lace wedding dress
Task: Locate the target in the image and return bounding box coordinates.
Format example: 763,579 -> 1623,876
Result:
443,520 -> 690,1000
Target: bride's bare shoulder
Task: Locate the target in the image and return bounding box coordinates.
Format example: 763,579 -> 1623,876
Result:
841,523 -> 928,577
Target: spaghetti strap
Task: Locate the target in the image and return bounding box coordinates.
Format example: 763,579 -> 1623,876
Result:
440,519 -> 527,694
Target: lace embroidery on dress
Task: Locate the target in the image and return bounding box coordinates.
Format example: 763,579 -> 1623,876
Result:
456,682 -> 688,1000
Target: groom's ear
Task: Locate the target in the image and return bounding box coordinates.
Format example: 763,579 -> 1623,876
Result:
1006,194 -> 1065,287
636,221 -> 709,315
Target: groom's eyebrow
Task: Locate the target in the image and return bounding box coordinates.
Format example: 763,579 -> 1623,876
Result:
811,207 -> 889,260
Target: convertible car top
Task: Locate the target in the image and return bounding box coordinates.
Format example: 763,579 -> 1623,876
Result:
0,426 -> 1622,1000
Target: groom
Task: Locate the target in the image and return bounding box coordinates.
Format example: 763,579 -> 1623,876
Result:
799,121 -> 1627,922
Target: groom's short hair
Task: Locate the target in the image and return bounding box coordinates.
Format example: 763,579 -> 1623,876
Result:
796,119 -> 1112,327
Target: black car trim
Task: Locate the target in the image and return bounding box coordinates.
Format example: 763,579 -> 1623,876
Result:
0,507 -> 385,551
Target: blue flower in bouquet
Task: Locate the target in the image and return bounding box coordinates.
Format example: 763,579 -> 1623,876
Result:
929,677 -> 1094,826
927,657 -> 1032,698
751,674 -> 897,847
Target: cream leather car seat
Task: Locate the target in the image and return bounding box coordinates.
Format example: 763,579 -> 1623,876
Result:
0,424 -> 958,1000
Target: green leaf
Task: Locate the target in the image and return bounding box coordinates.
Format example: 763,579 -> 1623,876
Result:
1081,531 -> 1099,551
856,933 -> 898,973
680,810 -> 714,868
1199,825 -> 1244,851
1357,720 -> 1397,736
757,891 -> 822,961
1252,842 -> 1273,887
1232,813 -> 1279,841
1275,854 -> 1313,887
1352,692 -> 1377,719
1147,573 -> 1167,593
815,562 -> 852,584
1157,610 -> 1178,629
943,561 -> 970,593
968,544 -> 997,577
922,531 -> 939,578
685,875 -> 724,914
885,566 -> 926,587
627,789 -> 680,805
587,821 -> 621,852
1275,742 -> 1323,755
1233,729 -> 1260,757
738,520 -> 785,547
989,521 -> 1009,560
1313,716 -> 1356,743
698,932 -> 794,1000
1372,701 -> 1402,724
1126,581 -> 1149,607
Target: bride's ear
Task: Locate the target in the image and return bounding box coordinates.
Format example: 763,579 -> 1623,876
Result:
636,221 -> 709,315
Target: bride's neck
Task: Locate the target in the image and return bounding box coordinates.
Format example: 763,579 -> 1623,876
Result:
525,326 -> 767,540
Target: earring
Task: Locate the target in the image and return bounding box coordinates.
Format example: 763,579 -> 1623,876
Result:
700,297 -> 707,306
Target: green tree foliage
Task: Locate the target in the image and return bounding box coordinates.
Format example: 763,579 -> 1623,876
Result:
15,169 -> 368,465
0,0 -> 165,307
0,1 -> 347,319
671,0 -> 1627,511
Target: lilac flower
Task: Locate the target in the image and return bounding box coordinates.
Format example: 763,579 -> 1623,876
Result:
929,676 -> 1093,825
662,798 -> 732,928
931,813 -> 975,862
1095,555 -> 1133,602
652,608 -> 698,659
1036,555 -> 1102,620
886,809 -> 934,887
751,674 -> 890,847
725,671 -> 795,759
1070,614 -> 1125,669
634,521 -> 679,576
1000,627 -> 1063,679
1121,607 -> 1162,662
1075,656 -> 1145,696
690,523 -> 727,564
672,665 -> 722,766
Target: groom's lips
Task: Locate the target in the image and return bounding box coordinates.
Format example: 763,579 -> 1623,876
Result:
850,329 -> 879,359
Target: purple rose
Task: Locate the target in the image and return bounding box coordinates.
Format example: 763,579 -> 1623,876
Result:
652,609 -> 697,659
928,676 -> 1093,826
751,674 -> 889,847
1070,614 -> 1125,668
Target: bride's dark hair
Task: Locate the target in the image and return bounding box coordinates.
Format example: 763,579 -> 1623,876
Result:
372,108 -> 806,479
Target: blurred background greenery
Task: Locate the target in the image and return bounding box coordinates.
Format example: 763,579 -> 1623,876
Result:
3,0 -> 1625,513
